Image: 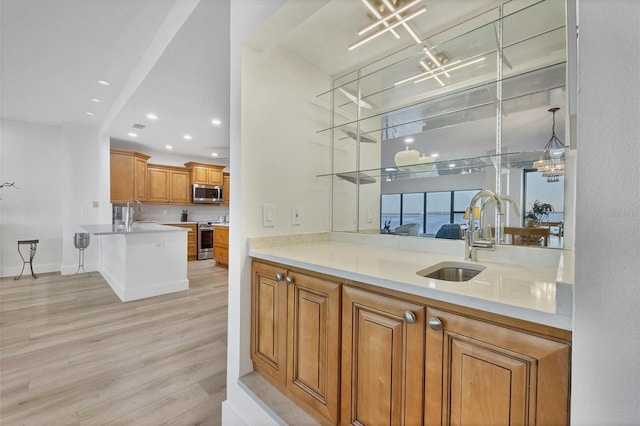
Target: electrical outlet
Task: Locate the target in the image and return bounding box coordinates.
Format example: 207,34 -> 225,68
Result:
92,201 -> 99,208
291,206 -> 302,225
262,203 -> 275,227
367,207 -> 373,223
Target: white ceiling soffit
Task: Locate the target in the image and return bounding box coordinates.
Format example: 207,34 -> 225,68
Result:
107,0 -> 231,162
0,0 -> 180,126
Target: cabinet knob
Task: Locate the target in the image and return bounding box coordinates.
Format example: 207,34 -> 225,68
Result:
275,273 -> 283,282
285,276 -> 294,285
428,317 -> 443,331
403,311 -> 417,324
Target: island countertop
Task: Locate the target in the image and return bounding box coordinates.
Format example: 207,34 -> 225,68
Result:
249,233 -> 573,331
81,222 -> 189,235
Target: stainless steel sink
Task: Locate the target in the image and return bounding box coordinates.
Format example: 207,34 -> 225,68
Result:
416,261 -> 486,282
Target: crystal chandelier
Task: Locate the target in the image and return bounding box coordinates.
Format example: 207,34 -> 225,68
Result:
534,107 -> 565,183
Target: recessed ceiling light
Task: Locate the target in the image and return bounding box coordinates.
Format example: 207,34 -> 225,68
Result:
97,80 -> 111,86
84,111 -> 96,116
128,132 -> 138,138
146,113 -> 158,120
385,167 -> 397,172
404,137 -> 414,143
183,134 -> 192,140
211,119 -> 221,126
449,162 -> 456,168
430,153 -> 439,157
165,145 -> 173,150
90,98 -> 102,103
211,153 -> 218,157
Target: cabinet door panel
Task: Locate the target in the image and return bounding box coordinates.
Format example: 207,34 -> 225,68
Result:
170,171 -> 190,203
147,168 -> 170,202
288,272 -> 340,424
251,263 -> 287,383
342,286 -> 425,426
425,307 -> 569,426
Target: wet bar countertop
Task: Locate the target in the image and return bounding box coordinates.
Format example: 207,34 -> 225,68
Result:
249,232 -> 573,330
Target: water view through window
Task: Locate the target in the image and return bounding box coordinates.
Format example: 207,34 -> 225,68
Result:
381,190 -> 480,236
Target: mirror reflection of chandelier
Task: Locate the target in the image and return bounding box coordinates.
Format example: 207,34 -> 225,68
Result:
534,107 -> 565,183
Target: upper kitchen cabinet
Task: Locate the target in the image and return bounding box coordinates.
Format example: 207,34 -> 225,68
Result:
147,164 -> 190,204
110,149 -> 150,203
184,162 -> 225,186
222,173 -> 230,205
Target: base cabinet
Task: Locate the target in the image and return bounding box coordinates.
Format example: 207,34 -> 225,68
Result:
341,286 -> 425,426
170,223 -> 197,261
250,260 -> 571,426
251,261 -> 341,424
425,307 -> 570,426
213,226 -> 229,267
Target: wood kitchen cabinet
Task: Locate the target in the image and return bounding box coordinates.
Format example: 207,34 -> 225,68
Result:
250,260 -> 571,425
110,149 -> 150,203
170,223 -> 197,261
251,260 -> 341,424
425,307 -> 570,426
222,173 -> 230,205
147,164 -> 190,204
184,162 -> 224,186
341,285 -> 425,426
213,226 -> 229,267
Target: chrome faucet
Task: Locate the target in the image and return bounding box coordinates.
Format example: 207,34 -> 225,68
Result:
480,194 -> 520,240
125,198 -> 143,227
465,190 -> 505,261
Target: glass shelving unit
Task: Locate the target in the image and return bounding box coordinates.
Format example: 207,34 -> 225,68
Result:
315,0 -> 568,233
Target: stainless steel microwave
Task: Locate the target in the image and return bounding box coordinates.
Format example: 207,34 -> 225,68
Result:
192,184 -> 223,203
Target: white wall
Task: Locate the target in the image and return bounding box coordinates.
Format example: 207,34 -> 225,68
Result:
572,0 -> 640,423
224,1 -> 332,423
0,120 -> 105,277
1,119 -> 64,276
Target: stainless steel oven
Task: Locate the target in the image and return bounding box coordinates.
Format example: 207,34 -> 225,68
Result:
197,222 -> 214,260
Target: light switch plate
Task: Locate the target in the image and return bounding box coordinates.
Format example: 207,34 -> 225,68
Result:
262,203 -> 275,227
291,206 -> 302,225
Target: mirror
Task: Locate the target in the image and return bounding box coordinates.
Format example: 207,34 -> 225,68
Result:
319,0 -> 571,249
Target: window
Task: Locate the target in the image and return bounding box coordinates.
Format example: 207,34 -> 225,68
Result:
381,189 -> 480,236
523,169 -> 564,225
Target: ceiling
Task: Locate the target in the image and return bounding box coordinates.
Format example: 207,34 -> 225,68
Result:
1,0 -> 563,168
1,0 -> 230,164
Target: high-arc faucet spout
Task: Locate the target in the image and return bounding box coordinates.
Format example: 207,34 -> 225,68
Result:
125,198 -> 142,226
465,190 -> 504,261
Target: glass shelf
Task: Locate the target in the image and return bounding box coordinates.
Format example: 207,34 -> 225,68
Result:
315,0 -> 566,133
317,150 -> 563,183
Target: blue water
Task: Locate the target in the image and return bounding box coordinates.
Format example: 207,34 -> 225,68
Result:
381,212 -> 564,236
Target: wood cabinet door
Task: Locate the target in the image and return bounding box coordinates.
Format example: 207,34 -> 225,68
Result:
110,151 -> 134,202
208,168 -> 223,185
251,261 -> 288,384
192,166 -> 208,185
134,156 -> 147,200
425,307 -> 570,426
147,167 -> 170,203
223,174 -> 230,204
170,170 -> 190,203
287,270 -> 341,424
342,286 -> 425,426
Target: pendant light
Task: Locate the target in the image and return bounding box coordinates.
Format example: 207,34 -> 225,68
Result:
533,107 -> 565,182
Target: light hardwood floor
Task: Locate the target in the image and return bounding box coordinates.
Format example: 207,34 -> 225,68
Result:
0,260 -> 227,425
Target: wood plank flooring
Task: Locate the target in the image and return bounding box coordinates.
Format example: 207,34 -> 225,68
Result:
0,260 -> 227,425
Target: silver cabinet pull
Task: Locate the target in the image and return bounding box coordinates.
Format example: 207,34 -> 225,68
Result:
428,317 -> 443,331
275,273 -> 283,282
285,276 -> 294,285
403,311 -> 417,324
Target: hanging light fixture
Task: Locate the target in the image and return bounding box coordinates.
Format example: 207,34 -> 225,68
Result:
534,107 -> 565,182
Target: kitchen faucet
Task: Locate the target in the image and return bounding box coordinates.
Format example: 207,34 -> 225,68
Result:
125,198 -> 143,227
479,194 -> 520,241
465,190 -> 505,261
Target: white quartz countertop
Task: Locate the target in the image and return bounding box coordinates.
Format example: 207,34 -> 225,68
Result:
250,237 -> 573,331
81,223 -> 189,235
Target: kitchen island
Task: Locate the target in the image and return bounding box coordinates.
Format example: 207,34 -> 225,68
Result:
81,222 -> 189,302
